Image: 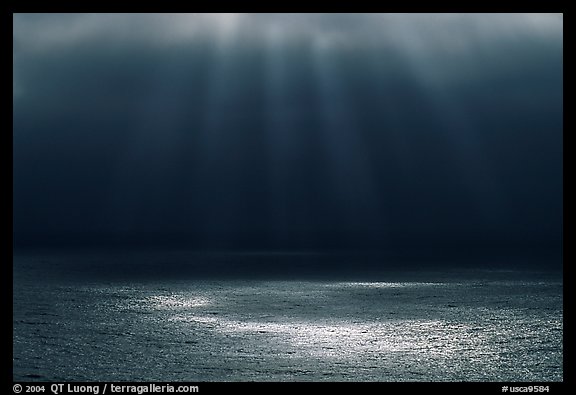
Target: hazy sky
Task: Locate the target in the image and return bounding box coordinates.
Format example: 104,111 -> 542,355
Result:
13,13 -> 563,251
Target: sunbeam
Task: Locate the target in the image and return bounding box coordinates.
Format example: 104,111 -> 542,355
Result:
311,37 -> 388,241
393,38 -> 505,226
263,25 -> 294,244
13,13 -> 562,250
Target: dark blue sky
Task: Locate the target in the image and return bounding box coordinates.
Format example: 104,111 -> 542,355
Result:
13,13 -> 563,252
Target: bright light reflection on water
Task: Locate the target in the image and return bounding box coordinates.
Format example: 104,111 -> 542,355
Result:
326,281 -> 446,289
138,282 -> 493,360
146,294 -> 211,309
104,279 -> 561,381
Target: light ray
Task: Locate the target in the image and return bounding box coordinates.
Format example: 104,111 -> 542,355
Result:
391,36 -> 506,225
311,37 -> 388,238
263,25 -> 294,243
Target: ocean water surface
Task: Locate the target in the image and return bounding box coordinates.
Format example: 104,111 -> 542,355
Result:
13,252 -> 562,382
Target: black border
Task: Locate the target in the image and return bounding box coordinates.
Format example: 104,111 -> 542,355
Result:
9,6 -> 568,392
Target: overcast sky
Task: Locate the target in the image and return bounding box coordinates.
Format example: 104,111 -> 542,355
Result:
13,13 -> 563,252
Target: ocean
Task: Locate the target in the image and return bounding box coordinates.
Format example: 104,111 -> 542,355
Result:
13,252 -> 563,382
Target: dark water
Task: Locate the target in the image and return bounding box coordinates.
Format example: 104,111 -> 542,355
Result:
13,252 -> 563,381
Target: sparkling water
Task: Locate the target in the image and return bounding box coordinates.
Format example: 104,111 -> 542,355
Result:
13,253 -> 562,382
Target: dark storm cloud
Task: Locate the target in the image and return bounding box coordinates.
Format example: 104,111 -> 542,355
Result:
13,14 -> 563,252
